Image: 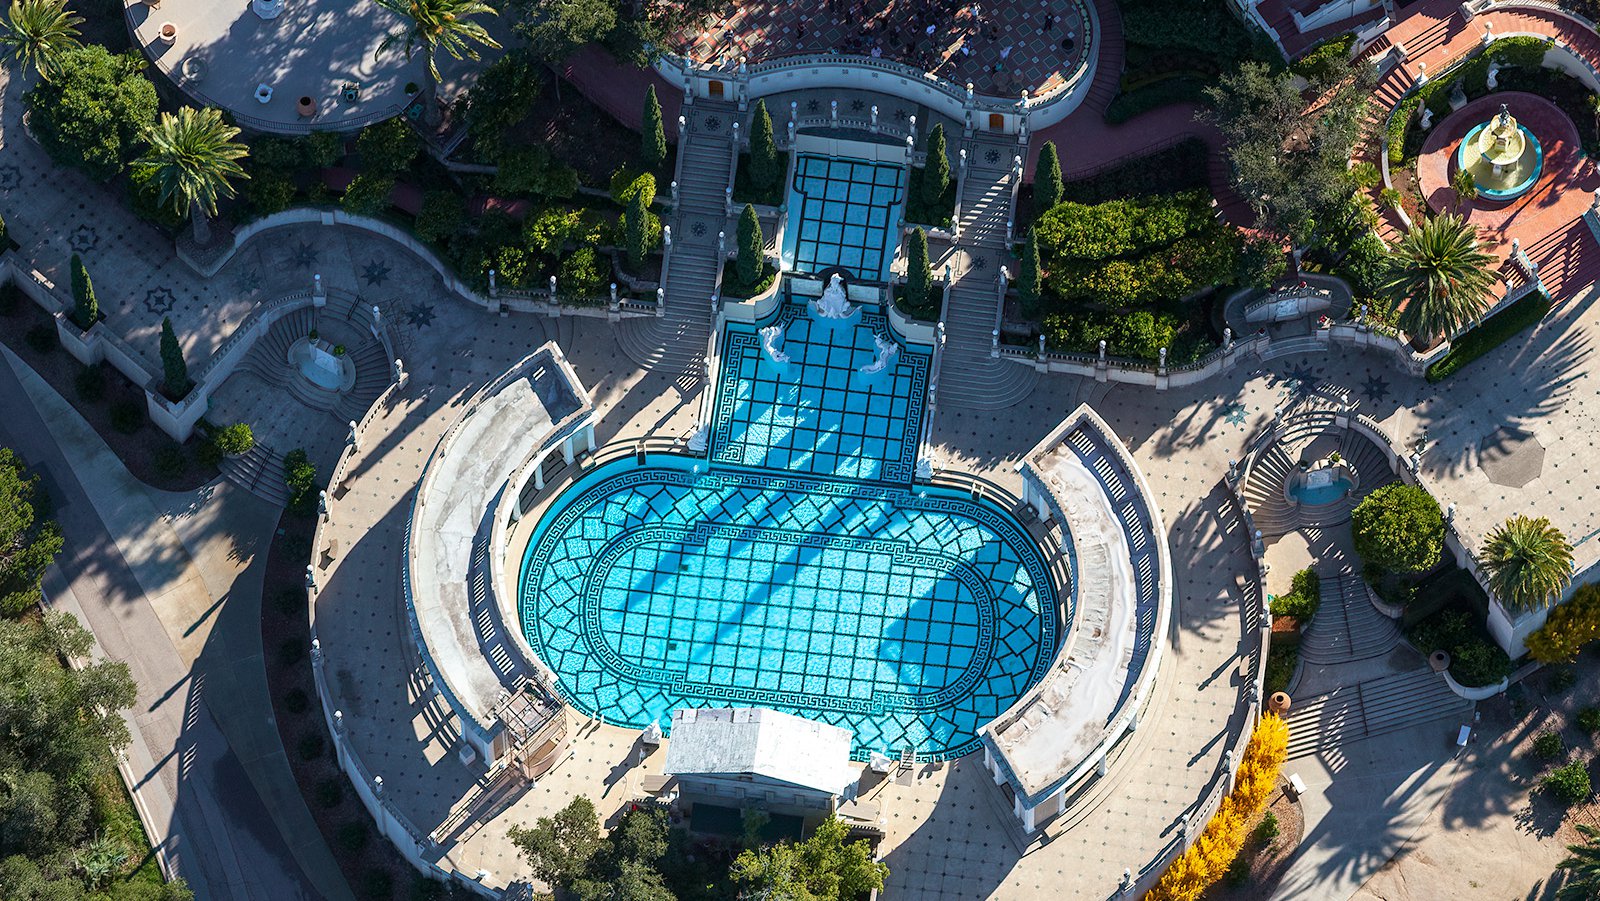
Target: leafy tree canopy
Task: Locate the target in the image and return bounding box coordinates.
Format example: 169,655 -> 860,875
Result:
25,45 -> 157,181
730,816 -> 887,901
1350,483 -> 1444,577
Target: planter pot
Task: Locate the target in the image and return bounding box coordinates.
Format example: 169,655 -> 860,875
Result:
255,84 -> 273,104
1269,692 -> 1292,715
158,22 -> 178,42
1429,649 -> 1451,673
297,96 -> 317,118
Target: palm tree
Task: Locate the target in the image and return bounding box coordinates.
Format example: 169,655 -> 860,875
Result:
1379,211 -> 1498,348
133,107 -> 249,246
1482,515 -> 1573,614
0,0 -> 83,80
373,0 -> 499,120
1559,824 -> 1600,900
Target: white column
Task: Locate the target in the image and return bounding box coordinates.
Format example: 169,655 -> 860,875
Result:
1020,803 -> 1036,833
1054,789 -> 1066,816
586,424 -> 597,453
562,436 -> 575,465
534,459 -> 545,491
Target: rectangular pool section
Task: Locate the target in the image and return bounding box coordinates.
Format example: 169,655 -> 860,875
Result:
781,155 -> 905,281
711,301 -> 929,484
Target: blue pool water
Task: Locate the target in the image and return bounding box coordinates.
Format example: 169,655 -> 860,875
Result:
518,297 -> 1062,759
780,155 -> 904,281
1289,475 -> 1353,506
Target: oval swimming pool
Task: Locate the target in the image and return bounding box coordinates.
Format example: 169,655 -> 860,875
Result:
518,455 -> 1063,759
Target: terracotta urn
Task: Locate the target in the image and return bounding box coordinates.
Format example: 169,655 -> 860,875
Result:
1429,650 -> 1451,673
1269,691 -> 1292,715
297,96 -> 317,119
158,21 -> 177,42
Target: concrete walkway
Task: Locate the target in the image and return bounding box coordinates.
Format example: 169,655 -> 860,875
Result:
0,346 -> 353,901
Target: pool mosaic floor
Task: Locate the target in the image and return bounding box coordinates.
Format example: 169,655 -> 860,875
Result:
781,155 -> 904,281
711,302 -> 929,484
519,291 -> 1062,759
520,458 -> 1060,758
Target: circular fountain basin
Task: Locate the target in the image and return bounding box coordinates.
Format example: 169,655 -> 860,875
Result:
1456,122 -> 1544,201
288,337 -> 356,392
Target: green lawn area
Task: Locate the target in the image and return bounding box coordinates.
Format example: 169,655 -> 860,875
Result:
1426,290 -> 1551,382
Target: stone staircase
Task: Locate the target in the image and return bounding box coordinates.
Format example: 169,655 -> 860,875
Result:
1285,667 -> 1471,760
614,101 -> 734,377
220,440 -> 291,508
1300,571 -> 1402,666
938,138 -> 1037,411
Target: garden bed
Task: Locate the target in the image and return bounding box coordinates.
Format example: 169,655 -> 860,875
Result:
0,283 -> 216,491
904,167 -> 957,230
733,153 -> 788,207
1204,791 -> 1305,900
1426,290 -> 1552,382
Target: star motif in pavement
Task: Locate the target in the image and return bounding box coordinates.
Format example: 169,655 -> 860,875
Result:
1223,401 -> 1248,427
850,99 -> 865,112
142,287 -> 177,315
1361,374 -> 1391,404
970,255 -> 988,271
704,115 -> 722,132
893,108 -> 908,121
0,164 -> 20,193
361,259 -> 391,286
806,99 -> 820,113
292,241 -> 319,268
68,224 -> 99,253
691,221 -> 708,238
404,301 -> 436,328
233,267 -> 262,293
984,148 -> 1000,165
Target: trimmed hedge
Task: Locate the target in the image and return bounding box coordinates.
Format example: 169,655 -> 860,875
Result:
1426,290 -> 1551,382
1104,76 -> 1209,124
1270,568 -> 1322,620
1060,139 -> 1210,205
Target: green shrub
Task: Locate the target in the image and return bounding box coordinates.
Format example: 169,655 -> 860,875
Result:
1254,810 -> 1281,843
195,437 -> 224,468
73,364 -> 104,402
1271,568 -> 1322,620
497,145 -> 578,199
70,254 -> 97,330
213,422 -> 255,456
641,84 -> 667,170
337,821 -> 371,854
1543,760 -> 1592,805
747,98 -> 780,191
316,777 -> 346,809
283,448 -> 320,517
1336,233 -> 1389,302
1352,483 -> 1444,577
1060,139 -> 1209,205
356,117 -> 419,176
109,399 -> 143,434
152,445 -> 187,479
1533,730 -> 1566,761
1388,97 -> 1420,165
160,316 -> 191,399
25,46 -> 158,180
23,325 -> 54,353
1451,638 -> 1512,688
465,52 -> 543,158
1490,35 -> 1553,69
557,247 -> 609,302
1105,76 -> 1208,124
1427,290 -> 1551,382
1291,34 -> 1356,82
525,207 -> 582,259
921,123 -> 950,209
284,687 -> 310,715
415,191 -> 467,244
340,174 -> 395,216
1576,708 -> 1600,735
1042,308 -> 1179,361
297,732 -> 326,761
1548,666 -> 1578,693
245,172 -> 298,216
1264,643 -> 1298,695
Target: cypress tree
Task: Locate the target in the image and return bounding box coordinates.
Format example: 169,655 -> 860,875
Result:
641,85 -> 667,170
160,317 -> 190,399
905,228 -> 932,310
736,204 -> 763,285
70,254 -> 97,329
1035,141 -> 1063,214
922,124 -> 950,209
1017,228 -> 1041,316
625,189 -> 649,269
749,99 -> 780,193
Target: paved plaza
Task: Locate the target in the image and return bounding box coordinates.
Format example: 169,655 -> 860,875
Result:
672,0 -> 1091,97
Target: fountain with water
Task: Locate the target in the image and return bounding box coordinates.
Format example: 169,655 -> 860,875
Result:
1456,103 -> 1544,201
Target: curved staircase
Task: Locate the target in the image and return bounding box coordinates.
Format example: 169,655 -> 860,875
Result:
1299,571 -> 1402,666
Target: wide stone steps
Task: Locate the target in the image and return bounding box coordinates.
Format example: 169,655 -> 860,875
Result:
1300,573 -> 1402,665
1285,668 -> 1471,760
1241,444 -> 1298,537
219,440 -> 290,508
